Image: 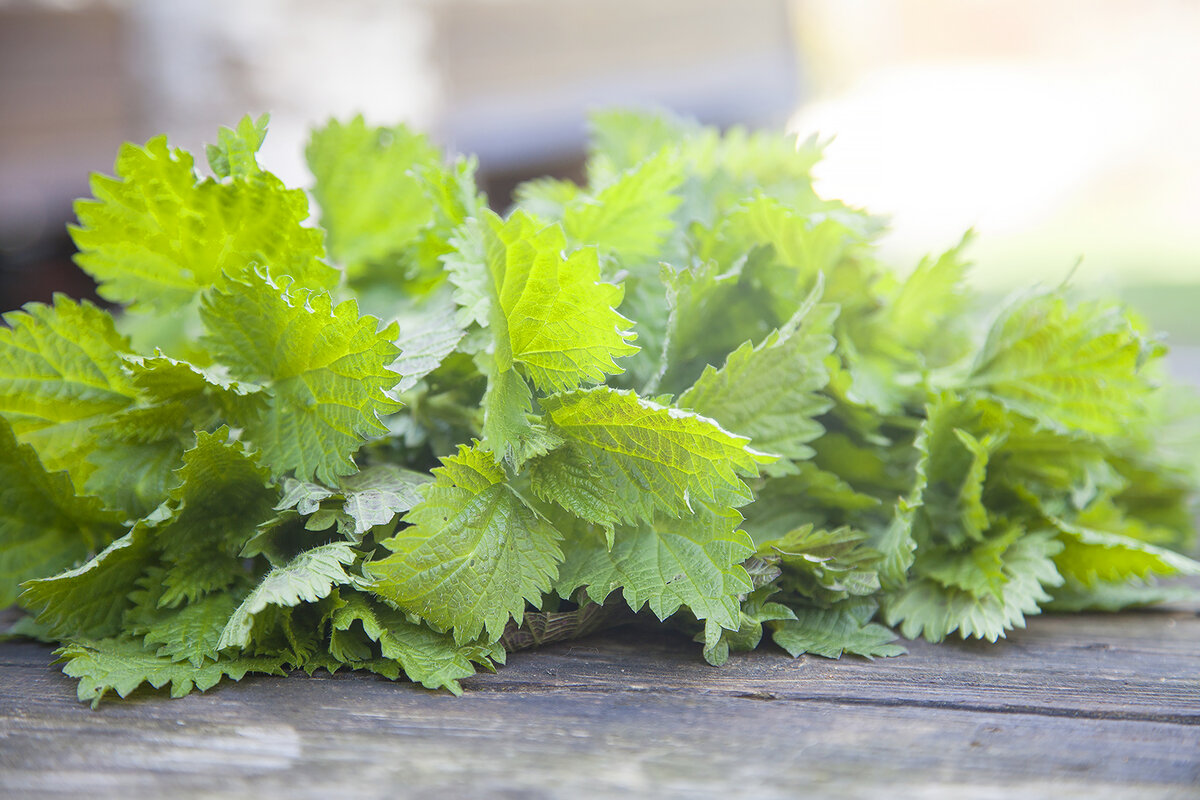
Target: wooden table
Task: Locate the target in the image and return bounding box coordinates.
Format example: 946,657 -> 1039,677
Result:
1,598 -> 1197,799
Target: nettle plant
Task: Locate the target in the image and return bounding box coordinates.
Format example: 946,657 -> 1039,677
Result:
2,112 -> 1198,705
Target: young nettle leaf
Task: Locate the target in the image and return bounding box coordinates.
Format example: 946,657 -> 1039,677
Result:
697,587 -> 797,667
0,419 -> 124,608
56,637 -> 287,708
586,108 -> 825,223
306,116 -> 444,278
719,195 -> 859,299
918,528 -> 1026,608
554,502 -> 754,634
448,209 -> 639,390
337,465 -> 431,535
218,541 -> 358,651
369,443 -> 563,643
533,387 -> 772,528
206,113 -> 270,180
772,599 -> 906,660
872,232 -> 974,368
884,530 -> 1065,643
513,177 -> 583,222
755,462 -> 883,525
969,292 -> 1158,438
0,297 -> 137,489
390,301 -> 468,395
756,525 -> 883,604
1049,516 -> 1200,586
329,592 -> 490,694
913,393 -> 1002,548
560,150 -> 684,263
201,270 -> 401,484
678,288 -> 837,473
653,257 -> 768,394
277,464 -> 430,538
154,429 -> 277,607
984,409 -> 1114,501
587,108 -> 700,181
123,354 -> 266,421
85,354 -> 270,519
21,522 -> 157,639
71,122 -> 336,313
445,209 -> 638,463
131,586 -> 243,667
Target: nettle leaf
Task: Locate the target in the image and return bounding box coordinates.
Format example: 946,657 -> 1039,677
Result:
722,195 -> 857,288
0,419 -> 124,608
698,588 -> 797,666
338,465 -> 431,535
86,441 -> 186,522
985,408 -> 1113,500
390,301 -> 467,395
1048,576 -> 1200,613
0,297 -> 137,488
679,292 -> 836,472
884,530 -> 1064,643
872,497 -> 921,592
479,366 -> 539,468
71,131 -> 336,312
757,525 -> 882,604
914,393 -> 1003,547
280,464 -> 431,538
969,292 -> 1157,438
513,177 -> 583,220
920,524 -> 1025,598
445,209 -> 637,463
533,387 -> 772,528
206,113 -> 269,180
369,443 -> 563,643
21,522 -> 156,639
586,108 -> 825,221
330,592 -> 486,694
448,209 -> 639,391
561,150 -> 683,262
874,232 -> 974,367
656,256 -> 778,393
555,503 -> 754,632
306,116 -> 443,277
200,269 -> 401,483
587,108 -> 701,179
743,462 -> 882,542
56,637 -> 287,708
218,541 -> 358,651
1050,517 -> 1200,586
124,354 -> 265,415
276,480 -> 335,517
131,585 -> 243,667
772,600 -> 906,660
86,354 -> 269,518
156,429 -> 277,607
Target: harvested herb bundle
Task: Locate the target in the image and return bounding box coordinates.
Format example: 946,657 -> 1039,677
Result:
3,111 -> 1196,706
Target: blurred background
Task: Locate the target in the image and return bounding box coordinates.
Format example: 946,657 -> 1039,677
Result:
2,0 -> 1199,351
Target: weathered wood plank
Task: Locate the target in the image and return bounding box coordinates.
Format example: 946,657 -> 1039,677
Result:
1,602 -> 1197,798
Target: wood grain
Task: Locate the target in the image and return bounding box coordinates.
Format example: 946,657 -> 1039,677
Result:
2,602 -> 1197,799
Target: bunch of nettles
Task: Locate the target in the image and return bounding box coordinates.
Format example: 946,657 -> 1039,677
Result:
2,111 -> 1197,706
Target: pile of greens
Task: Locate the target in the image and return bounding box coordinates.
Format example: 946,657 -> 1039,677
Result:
3,112 -> 1197,706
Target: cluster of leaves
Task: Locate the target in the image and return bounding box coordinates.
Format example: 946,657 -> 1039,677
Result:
3,111 -> 1198,706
